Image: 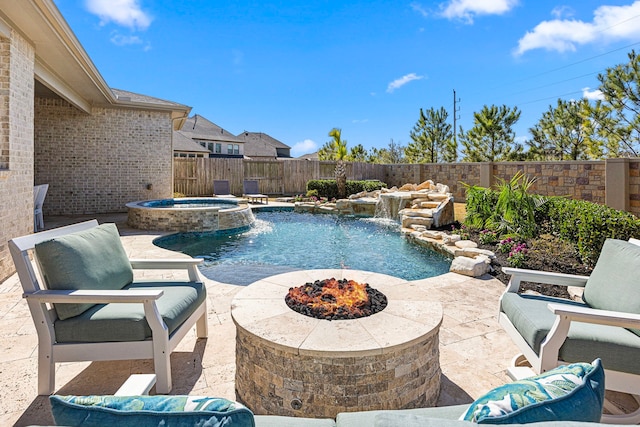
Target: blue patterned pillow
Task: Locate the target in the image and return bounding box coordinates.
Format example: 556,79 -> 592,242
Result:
50,395 -> 255,427
460,359 -> 604,424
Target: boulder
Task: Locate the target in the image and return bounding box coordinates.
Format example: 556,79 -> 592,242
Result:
455,240 -> 478,249
416,180 -> 435,191
443,234 -> 461,245
450,255 -> 491,277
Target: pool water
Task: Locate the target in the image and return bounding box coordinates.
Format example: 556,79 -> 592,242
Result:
154,211 -> 452,285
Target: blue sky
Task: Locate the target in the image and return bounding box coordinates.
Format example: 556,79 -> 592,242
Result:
54,0 -> 640,157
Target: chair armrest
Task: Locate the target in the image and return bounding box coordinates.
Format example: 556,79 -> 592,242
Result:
502,267 -> 589,293
548,303 -> 640,329
130,258 -> 203,282
129,258 -> 203,269
23,289 -> 163,304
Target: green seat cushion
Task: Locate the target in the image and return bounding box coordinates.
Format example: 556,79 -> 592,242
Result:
583,238 -> 640,336
501,293 -> 640,375
373,413 -> 607,427
54,281 -> 206,342
335,404 -> 470,427
461,360 -> 604,424
50,395 -> 254,427
34,223 -> 133,320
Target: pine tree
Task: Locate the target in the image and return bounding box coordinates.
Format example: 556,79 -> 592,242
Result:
406,107 -> 456,163
460,105 -> 521,162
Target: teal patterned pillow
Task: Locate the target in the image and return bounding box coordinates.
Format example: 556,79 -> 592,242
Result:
461,359 -> 604,424
50,395 -> 255,427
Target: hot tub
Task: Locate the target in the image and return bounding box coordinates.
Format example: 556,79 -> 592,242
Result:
126,198 -> 254,232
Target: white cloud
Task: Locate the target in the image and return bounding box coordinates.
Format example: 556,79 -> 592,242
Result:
515,1 -> 640,56
411,2 -> 429,18
440,0 -> 519,24
386,73 -> 425,93
291,139 -> 318,157
85,0 -> 152,30
583,87 -> 604,101
551,5 -> 574,19
110,33 -> 143,46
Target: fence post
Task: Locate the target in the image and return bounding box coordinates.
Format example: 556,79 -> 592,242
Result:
479,162 -> 493,189
605,158 -> 629,212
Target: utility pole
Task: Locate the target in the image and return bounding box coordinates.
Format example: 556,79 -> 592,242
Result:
453,89 -> 461,146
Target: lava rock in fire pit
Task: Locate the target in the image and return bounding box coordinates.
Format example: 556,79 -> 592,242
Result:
285,278 -> 388,320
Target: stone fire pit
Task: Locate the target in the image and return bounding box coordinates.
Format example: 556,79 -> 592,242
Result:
231,269 -> 443,419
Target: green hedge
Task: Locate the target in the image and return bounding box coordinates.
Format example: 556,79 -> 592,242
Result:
544,197 -> 640,266
306,179 -> 387,200
464,187 -> 640,266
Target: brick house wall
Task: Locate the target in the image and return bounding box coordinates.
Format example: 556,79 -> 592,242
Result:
0,30 -> 35,281
34,98 -> 174,215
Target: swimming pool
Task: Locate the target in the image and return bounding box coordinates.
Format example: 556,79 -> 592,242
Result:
154,210 -> 452,285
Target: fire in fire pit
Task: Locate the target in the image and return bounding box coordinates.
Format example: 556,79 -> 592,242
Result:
285,278 -> 388,320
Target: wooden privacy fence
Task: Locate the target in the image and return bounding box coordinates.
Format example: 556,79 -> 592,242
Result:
174,157 -> 640,217
174,158 -> 387,197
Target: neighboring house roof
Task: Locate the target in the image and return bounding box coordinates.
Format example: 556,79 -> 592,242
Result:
173,131 -> 210,153
1,0 -> 191,128
237,131 -> 291,158
298,152 -> 320,160
179,115 -> 244,144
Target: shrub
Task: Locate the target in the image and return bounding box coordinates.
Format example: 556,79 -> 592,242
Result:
543,197 -> 640,266
306,179 -> 386,200
463,172 -> 544,240
306,189 -> 319,198
479,229 -> 499,245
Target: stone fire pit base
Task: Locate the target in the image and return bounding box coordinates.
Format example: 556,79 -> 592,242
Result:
232,269 -> 443,419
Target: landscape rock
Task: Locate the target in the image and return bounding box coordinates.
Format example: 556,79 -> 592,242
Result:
449,255 -> 491,277
455,240 -> 478,249
443,234 -> 461,245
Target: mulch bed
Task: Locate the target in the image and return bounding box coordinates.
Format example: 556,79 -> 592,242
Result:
466,230 -> 593,299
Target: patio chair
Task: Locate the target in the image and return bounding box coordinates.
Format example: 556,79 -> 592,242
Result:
498,238 -> 640,424
212,180 -> 237,198
33,183 -> 49,232
9,219 -> 208,395
243,179 -> 268,204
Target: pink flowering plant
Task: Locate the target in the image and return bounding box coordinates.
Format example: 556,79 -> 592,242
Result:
507,242 -> 528,267
451,224 -> 470,240
497,237 -> 516,254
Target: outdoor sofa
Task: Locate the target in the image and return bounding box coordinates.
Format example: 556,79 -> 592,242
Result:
48,359 -> 623,426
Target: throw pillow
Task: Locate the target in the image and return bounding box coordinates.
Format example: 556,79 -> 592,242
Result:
34,223 -> 134,320
50,395 -> 255,427
460,359 -> 604,424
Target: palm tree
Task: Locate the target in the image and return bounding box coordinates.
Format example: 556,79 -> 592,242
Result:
328,128 -> 348,199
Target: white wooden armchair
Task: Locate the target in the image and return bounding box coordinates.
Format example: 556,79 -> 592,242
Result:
9,220 -> 208,395
499,238 -> 640,424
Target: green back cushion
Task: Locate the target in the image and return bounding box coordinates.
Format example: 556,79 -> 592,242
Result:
583,238 -> 640,336
35,223 -> 133,320
50,395 -> 255,427
460,359 -> 604,424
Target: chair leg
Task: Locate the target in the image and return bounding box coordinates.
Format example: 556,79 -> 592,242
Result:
601,395 -> 640,424
38,346 -> 55,395
153,335 -> 172,394
196,310 -> 208,339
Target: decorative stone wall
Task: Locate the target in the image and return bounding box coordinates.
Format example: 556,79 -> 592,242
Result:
629,160 -> 640,217
0,30 -> 35,281
34,98 -> 174,215
127,202 -> 254,232
232,270 -> 443,419
235,326 -> 441,418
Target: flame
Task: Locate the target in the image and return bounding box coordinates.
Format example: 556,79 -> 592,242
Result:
286,278 -> 370,317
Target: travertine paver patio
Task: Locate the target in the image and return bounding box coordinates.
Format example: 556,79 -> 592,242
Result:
0,213 -> 519,426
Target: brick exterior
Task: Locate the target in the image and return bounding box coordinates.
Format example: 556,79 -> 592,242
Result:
629,159 -> 640,217
34,98 -> 174,215
0,30 -> 35,281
